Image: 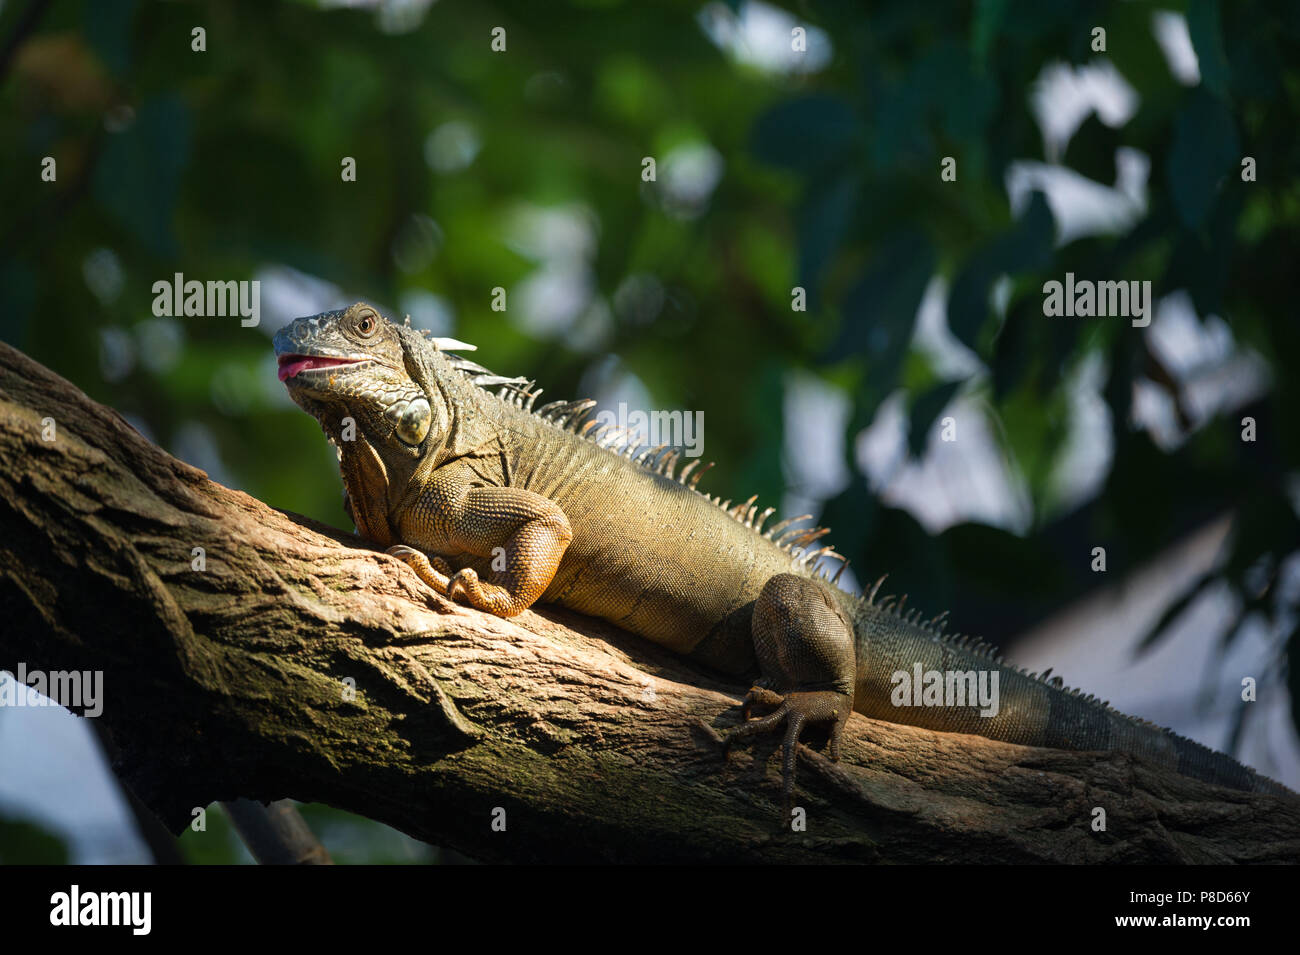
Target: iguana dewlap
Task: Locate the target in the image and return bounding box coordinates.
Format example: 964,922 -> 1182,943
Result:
273,302 -> 1291,802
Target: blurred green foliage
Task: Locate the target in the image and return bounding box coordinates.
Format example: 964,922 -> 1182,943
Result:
1,0 -> 1297,860
0,813 -> 70,864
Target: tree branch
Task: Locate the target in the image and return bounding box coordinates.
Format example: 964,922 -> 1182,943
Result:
221,799 -> 333,865
0,342 -> 1295,863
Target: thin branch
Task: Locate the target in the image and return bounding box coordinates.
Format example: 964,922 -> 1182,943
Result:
221,800 -> 333,866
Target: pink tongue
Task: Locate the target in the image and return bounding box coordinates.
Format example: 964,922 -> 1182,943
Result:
278,358 -> 312,381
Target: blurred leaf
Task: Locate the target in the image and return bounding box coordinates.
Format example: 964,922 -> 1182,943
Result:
1188,0 -> 1232,99
971,0 -> 1008,70
1166,89 -> 1238,229
796,173 -> 859,309
295,803 -> 439,864
85,0 -> 137,78
826,229 -> 934,417
0,814 -> 69,864
752,95 -> 861,174
1062,114 -> 1121,187
177,801 -> 252,864
1136,571 -> 1218,654
733,361 -> 786,508
820,473 -> 878,577
948,190 -> 1053,350
907,377 -> 962,460
1222,492 -> 1300,583
872,75 -> 932,171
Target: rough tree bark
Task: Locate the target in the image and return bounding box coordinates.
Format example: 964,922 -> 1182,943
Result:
1,342 -> 1296,864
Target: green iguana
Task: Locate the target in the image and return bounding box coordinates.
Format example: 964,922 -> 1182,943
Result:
273,302 -> 1292,802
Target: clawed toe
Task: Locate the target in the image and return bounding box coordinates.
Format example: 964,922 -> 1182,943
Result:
723,689 -> 851,809
447,567 -> 478,601
386,545 -> 455,598
740,685 -> 785,720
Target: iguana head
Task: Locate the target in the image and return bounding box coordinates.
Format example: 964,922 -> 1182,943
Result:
273,302 -> 435,453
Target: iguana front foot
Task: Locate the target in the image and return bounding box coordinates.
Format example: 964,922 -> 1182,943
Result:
443,566 -> 533,617
725,689 -> 851,808
386,546 -> 541,617
386,545 -> 453,592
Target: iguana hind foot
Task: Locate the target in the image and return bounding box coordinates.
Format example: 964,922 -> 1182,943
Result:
740,685 -> 784,720
723,573 -> 856,807
725,688 -> 851,808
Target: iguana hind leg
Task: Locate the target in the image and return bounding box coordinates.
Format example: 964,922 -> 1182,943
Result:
725,573 -> 855,808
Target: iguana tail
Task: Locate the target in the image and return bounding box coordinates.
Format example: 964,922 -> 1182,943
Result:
852,600 -> 1294,797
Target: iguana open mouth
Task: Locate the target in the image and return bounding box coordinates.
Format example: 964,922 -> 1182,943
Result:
277,354 -> 367,382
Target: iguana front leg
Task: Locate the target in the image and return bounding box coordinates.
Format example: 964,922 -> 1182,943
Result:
387,476 -> 573,617
725,573 -> 855,807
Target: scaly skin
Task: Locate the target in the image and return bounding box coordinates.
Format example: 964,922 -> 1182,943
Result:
273,303 -> 1292,803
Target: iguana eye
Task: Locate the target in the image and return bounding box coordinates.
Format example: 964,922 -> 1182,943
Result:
356,310 -> 377,337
